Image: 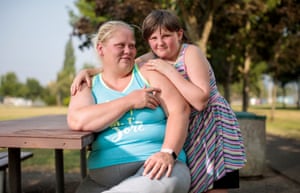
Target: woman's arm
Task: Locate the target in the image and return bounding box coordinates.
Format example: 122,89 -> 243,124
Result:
67,83 -> 161,132
140,66 -> 190,179
145,69 -> 190,156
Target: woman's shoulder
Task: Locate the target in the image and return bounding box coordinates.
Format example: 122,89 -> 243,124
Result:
135,52 -> 155,66
138,63 -> 167,85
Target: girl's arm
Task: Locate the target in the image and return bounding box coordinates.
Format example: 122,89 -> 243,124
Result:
71,52 -> 155,96
135,52 -> 155,66
70,68 -> 102,96
145,45 -> 210,111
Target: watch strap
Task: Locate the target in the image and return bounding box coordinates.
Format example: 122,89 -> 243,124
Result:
160,148 -> 177,160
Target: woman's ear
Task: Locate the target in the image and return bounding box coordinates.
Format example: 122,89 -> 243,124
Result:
97,43 -> 103,56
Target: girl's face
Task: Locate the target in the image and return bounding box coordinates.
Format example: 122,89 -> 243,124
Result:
98,27 -> 136,71
147,27 -> 183,62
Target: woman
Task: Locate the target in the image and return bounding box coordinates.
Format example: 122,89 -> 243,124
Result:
67,20 -> 191,193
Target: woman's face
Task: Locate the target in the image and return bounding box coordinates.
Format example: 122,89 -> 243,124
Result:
98,27 -> 136,70
147,27 -> 183,61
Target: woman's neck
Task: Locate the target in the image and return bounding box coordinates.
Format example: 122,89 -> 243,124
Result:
101,70 -> 132,91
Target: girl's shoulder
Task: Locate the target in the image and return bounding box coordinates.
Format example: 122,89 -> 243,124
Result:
184,43 -> 201,53
184,44 -> 206,61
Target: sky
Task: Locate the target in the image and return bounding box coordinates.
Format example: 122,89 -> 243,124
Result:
0,0 -> 97,86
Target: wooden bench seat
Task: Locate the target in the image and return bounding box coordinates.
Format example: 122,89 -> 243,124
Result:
0,152 -> 33,193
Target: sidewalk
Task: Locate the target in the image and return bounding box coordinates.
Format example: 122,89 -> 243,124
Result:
266,134 -> 300,184
21,134 -> 300,193
230,134 -> 300,193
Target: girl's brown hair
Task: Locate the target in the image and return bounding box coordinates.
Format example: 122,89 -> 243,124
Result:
142,9 -> 190,43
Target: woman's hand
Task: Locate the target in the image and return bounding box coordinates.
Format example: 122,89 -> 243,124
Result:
127,87 -> 161,109
143,152 -> 175,179
70,69 -> 93,96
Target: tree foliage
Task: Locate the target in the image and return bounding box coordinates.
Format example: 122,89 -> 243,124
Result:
55,37 -> 76,106
0,72 -> 47,102
0,72 -> 22,97
24,78 -> 44,100
68,0 -> 299,110
69,0 -> 157,55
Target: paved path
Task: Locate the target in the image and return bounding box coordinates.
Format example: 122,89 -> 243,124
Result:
266,134 -> 300,184
229,134 -> 300,193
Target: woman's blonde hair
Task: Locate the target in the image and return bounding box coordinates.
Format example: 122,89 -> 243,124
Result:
92,21 -> 135,52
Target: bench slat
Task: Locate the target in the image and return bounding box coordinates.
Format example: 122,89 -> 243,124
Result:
0,152 -> 33,169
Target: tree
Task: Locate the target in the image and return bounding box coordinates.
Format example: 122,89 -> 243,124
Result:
177,0 -> 226,55
0,72 -> 22,97
69,0 -> 156,55
56,37 -> 76,106
24,78 -> 44,100
254,0 -> 300,117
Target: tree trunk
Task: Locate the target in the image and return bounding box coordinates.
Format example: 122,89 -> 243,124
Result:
197,11 -> 214,55
270,80 -> 278,121
282,86 -> 286,108
297,77 -> 300,109
242,48 -> 251,112
177,1 -> 200,43
56,92 -> 62,106
223,62 -> 233,103
224,81 -> 231,104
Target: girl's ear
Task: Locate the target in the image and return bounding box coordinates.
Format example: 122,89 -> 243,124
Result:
177,29 -> 184,41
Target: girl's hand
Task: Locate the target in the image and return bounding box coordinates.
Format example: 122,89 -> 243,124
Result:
143,151 -> 175,180
144,59 -> 173,76
70,69 -> 93,96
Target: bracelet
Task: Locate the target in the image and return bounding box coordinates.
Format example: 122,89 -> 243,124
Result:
160,148 -> 177,160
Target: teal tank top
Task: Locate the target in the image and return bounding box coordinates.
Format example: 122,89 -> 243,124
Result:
88,65 -> 186,169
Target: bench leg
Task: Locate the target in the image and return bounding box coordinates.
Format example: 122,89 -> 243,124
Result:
0,170 -> 6,193
8,148 -> 21,193
80,148 -> 87,179
55,149 -> 64,193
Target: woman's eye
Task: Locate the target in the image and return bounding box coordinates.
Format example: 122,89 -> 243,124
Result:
116,44 -> 124,48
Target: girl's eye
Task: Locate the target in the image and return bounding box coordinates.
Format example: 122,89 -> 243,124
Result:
129,44 -> 136,49
149,36 -> 157,40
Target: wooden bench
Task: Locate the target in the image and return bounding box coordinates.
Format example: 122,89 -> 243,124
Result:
0,152 -> 33,193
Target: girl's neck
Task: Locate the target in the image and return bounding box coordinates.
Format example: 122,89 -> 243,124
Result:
162,44 -> 183,64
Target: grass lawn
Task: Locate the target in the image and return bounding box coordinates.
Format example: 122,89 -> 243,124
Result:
233,105 -> 300,139
0,105 -> 67,121
0,105 -> 299,173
